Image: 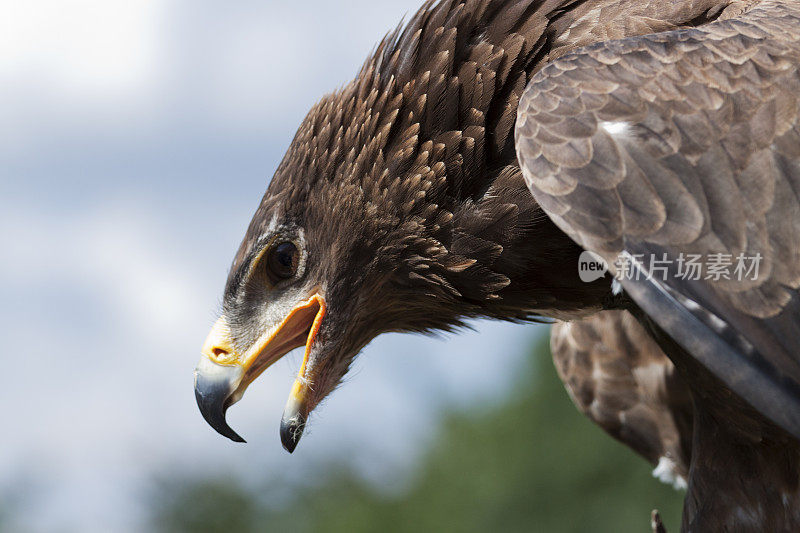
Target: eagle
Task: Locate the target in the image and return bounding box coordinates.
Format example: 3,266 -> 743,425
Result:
194,0 -> 800,530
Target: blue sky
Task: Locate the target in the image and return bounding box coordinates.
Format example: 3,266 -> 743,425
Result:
0,2 -> 544,531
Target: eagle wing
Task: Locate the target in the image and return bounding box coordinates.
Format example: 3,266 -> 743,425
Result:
551,311 -> 693,488
516,0 -> 800,439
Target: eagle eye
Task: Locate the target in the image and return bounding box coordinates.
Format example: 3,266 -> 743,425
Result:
266,241 -> 299,283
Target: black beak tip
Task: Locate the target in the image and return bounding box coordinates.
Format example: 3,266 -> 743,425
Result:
194,384 -> 247,444
227,430 -> 247,444
280,417 -> 306,454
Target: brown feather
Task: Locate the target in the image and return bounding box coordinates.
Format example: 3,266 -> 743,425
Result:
552,311 -> 693,485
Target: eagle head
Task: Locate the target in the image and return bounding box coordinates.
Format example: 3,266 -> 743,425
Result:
193,75 -> 500,452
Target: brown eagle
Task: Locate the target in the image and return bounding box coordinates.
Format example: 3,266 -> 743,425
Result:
194,0 -> 800,529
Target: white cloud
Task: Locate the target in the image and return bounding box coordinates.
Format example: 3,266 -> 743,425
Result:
0,1 -> 165,157
0,1 -> 162,97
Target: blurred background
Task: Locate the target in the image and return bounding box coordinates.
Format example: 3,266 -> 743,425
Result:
0,1 -> 682,531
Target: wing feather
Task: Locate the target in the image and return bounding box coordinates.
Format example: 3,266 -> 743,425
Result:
551,311 -> 693,486
517,0 -> 800,438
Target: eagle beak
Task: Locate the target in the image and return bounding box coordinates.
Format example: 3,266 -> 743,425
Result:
194,294 -> 326,447
280,377 -> 311,453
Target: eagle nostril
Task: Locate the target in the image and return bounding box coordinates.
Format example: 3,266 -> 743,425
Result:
212,347 -> 229,357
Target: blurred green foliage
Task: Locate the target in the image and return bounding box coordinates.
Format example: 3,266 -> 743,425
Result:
0,490 -> 11,533
150,334 -> 684,532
